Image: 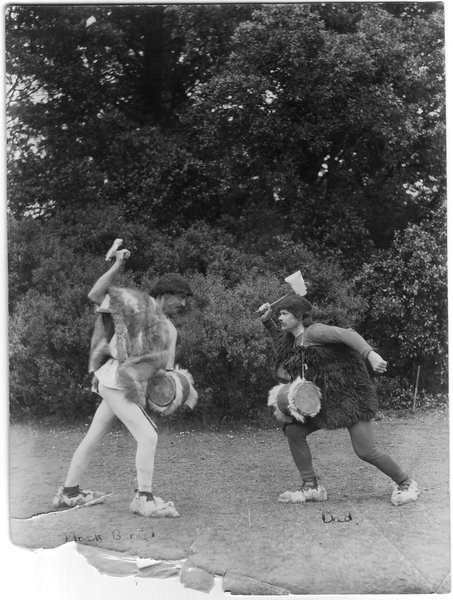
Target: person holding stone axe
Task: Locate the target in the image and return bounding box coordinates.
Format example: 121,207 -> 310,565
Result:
257,271 -> 420,506
53,239 -> 197,517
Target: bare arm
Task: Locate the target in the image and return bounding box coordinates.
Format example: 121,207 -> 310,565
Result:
87,249 -> 130,305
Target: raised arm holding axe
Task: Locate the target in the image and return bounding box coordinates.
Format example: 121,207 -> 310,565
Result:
251,270 -> 307,319
53,239 -> 196,518
87,238 -> 130,305
257,268 -> 419,507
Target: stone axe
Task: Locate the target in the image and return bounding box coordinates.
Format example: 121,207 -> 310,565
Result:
105,238 -> 130,262
251,270 -> 308,319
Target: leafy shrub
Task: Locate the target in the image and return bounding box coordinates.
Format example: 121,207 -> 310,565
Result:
9,214 -> 366,420
173,272 -> 280,421
374,375 -> 415,410
354,204 -> 447,394
261,234 -> 367,326
9,209 -> 446,421
374,375 -> 448,412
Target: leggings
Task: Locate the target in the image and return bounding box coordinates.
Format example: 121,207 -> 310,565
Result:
64,383 -> 158,493
285,420 -> 408,485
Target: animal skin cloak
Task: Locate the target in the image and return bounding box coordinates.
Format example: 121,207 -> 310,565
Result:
89,287 -> 171,410
266,318 -> 378,430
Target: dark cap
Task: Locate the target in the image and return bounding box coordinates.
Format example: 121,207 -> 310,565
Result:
276,294 -> 313,319
149,273 -> 193,298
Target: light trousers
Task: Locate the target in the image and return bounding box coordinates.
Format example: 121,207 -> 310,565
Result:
65,383 -> 158,492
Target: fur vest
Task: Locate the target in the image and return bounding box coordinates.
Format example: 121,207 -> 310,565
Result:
282,344 -> 378,429
276,329 -> 378,430
89,287 -> 171,410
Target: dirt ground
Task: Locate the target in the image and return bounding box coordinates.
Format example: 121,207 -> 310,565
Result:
9,409 -> 450,595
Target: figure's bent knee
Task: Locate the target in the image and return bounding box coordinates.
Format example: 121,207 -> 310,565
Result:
354,444 -> 381,462
149,428 -> 158,447
138,431 -> 158,456
142,425 -> 158,447
120,413 -> 159,446
285,423 -> 309,441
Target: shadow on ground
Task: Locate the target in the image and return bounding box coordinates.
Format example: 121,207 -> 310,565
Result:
9,409 -> 450,594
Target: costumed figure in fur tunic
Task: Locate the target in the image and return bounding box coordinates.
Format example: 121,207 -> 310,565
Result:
261,295 -> 420,507
53,244 -> 197,517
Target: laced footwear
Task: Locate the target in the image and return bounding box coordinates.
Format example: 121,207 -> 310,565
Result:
53,486 -> 107,509
391,478 -> 420,506
279,481 -> 327,504
130,491 -> 180,517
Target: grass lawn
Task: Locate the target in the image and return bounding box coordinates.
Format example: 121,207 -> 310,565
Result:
9,408 -> 450,595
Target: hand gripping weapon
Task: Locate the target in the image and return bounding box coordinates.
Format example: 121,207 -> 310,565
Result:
105,238 -> 130,262
251,270 -> 308,319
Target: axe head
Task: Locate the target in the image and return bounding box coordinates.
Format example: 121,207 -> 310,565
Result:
105,238 -> 124,261
284,270 -> 307,296
251,270 -> 308,319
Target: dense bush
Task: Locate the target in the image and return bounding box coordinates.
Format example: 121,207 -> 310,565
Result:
9,204 -> 447,421
7,5 -> 446,422
353,203 -> 448,394
9,214 -> 373,421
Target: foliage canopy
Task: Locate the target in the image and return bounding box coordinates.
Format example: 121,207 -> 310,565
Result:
6,4 -> 446,419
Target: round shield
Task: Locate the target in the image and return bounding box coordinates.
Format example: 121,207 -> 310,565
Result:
290,380 -> 321,417
146,373 -> 176,408
276,383 -> 292,416
145,368 -> 197,416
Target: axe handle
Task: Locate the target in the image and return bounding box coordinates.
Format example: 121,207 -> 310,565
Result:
251,292 -> 293,319
105,238 -> 124,262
